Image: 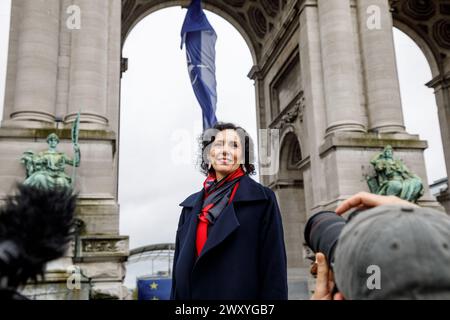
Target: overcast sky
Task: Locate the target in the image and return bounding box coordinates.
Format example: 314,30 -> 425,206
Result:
0,2 -> 447,284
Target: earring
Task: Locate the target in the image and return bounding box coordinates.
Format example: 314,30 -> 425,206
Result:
208,163 -> 212,170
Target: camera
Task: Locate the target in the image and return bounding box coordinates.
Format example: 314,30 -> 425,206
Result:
304,209 -> 363,271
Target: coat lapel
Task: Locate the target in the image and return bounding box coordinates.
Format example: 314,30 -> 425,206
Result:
196,202 -> 240,262
194,175 -> 268,265
179,188 -> 240,268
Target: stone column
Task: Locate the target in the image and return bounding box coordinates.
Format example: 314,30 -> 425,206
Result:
55,0 -> 73,120
299,1 -> 328,211
106,0 -> 122,134
318,0 -> 366,134
357,0 -> 406,133
248,67 -> 270,185
427,75 -> 450,212
10,0 -> 60,125
67,0 -> 109,127
2,0 -> 20,123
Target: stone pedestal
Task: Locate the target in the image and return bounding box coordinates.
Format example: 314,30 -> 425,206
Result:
74,235 -> 129,300
20,257 -> 90,300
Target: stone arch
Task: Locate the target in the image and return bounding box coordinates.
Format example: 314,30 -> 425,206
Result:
393,18 -> 441,77
390,0 -> 450,75
278,126 -> 303,180
121,0 -> 288,65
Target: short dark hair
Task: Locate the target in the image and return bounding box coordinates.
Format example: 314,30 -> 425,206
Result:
198,122 -> 256,176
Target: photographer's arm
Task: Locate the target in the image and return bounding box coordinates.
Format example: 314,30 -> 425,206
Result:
335,192 -> 417,216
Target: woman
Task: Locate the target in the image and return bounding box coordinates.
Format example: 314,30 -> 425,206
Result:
170,122 -> 288,300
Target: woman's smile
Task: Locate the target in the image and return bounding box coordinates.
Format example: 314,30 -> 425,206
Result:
217,156 -> 233,164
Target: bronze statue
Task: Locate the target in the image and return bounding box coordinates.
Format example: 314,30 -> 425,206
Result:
21,133 -> 80,190
367,145 -> 424,202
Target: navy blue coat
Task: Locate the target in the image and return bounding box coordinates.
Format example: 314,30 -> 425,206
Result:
170,175 -> 288,300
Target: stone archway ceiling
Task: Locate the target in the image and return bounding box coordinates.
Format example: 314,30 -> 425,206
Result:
390,0 -> 450,55
121,0 -> 288,59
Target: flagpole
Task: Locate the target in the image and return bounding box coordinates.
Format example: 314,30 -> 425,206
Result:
71,112 -> 81,187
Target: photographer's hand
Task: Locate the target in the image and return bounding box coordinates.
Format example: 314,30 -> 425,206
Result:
335,192 -> 417,216
311,253 -> 344,300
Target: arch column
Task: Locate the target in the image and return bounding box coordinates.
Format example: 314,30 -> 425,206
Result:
318,0 -> 367,134
427,75 -> 450,211
357,0 -> 405,133
298,1 -> 327,210
8,0 -> 60,126
66,0 -> 109,127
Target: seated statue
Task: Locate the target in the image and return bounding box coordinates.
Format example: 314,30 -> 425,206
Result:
367,145 -> 424,202
21,133 -> 80,190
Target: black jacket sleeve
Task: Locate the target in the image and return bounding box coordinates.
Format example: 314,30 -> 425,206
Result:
170,208 -> 186,300
258,189 -> 288,300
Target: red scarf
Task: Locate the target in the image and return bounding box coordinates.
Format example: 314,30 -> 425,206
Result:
196,167 -> 245,257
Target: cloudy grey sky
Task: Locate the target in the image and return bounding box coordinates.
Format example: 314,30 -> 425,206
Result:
0,2 -> 447,255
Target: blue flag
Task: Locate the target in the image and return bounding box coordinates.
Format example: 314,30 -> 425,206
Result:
181,0 -> 218,129
137,277 -> 172,300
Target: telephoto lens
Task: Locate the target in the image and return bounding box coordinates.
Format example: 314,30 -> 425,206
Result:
304,211 -> 347,269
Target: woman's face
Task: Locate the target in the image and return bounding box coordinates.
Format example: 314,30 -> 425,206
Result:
209,129 -> 243,178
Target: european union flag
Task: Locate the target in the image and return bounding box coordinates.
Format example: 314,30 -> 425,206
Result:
137,277 -> 172,300
181,0 -> 218,130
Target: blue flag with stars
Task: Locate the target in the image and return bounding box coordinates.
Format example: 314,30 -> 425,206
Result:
137,277 -> 172,300
181,0 -> 218,130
